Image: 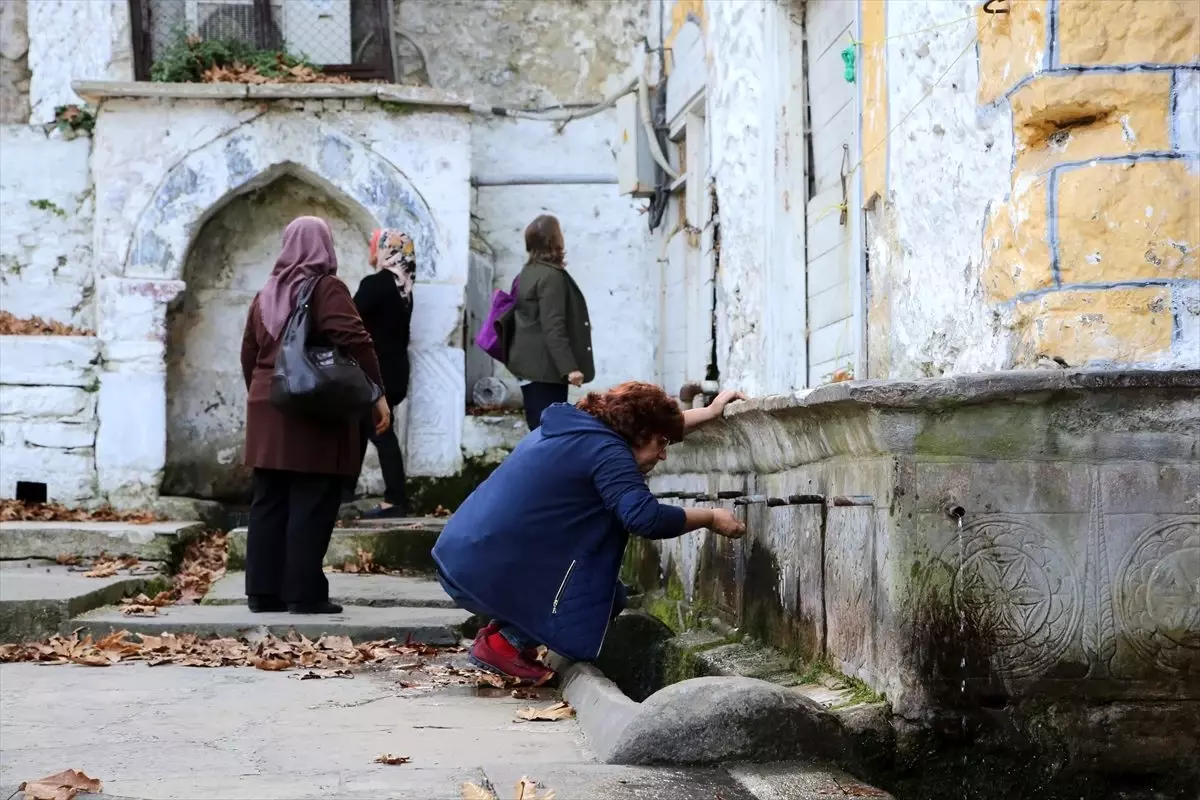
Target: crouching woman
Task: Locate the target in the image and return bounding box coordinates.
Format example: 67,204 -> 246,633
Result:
432,381 -> 746,684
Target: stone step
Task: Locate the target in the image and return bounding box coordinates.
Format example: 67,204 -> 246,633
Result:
203,571 -> 456,608
226,518 -> 447,572
0,520 -> 206,563
0,559 -> 167,642
67,602 -> 470,645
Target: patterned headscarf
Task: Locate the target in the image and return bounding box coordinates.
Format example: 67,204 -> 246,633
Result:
371,229 -> 416,300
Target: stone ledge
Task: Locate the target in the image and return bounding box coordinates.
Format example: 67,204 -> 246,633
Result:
665,368 -> 1200,475
72,80 -> 473,110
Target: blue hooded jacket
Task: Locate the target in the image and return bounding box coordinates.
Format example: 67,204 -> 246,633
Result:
431,403 -> 686,661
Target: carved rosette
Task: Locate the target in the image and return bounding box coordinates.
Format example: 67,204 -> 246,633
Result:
1114,517 -> 1200,674
945,516 -> 1083,679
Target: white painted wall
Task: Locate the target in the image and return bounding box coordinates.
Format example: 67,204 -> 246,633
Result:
0,126 -> 95,330
868,0 -> 1014,378
26,0 -> 133,124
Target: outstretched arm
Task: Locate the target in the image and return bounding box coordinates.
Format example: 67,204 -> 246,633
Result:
682,390 -> 747,435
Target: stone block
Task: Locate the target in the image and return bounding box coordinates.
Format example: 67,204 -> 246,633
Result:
1010,72 -> 1172,175
245,83 -> 380,99
824,506 -> 877,680
1011,287 -> 1174,366
1056,158 -> 1199,285
0,520 -> 203,561
95,371 -> 166,496
0,336 -> 100,387
0,441 -> 95,502
0,560 -> 163,642
461,413 -> 526,462
982,174 -> 1053,302
975,0 -> 1048,104
204,572 -> 455,608
0,385 -> 94,419
95,277 -> 185,343
1056,0 -> 1200,67
225,522 -> 445,572
18,421 -> 95,449
409,283 -> 464,346
405,346 -> 464,476
1175,70 -> 1200,153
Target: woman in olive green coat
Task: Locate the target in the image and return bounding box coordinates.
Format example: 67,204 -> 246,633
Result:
507,214 -> 594,430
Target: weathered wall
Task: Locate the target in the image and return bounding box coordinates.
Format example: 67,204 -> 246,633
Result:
394,0 -> 645,106
398,0 -> 659,400
865,0 -> 1199,376
0,0 -> 31,123
26,0 -> 132,124
864,0 -> 1015,378
0,126 -> 95,330
81,90 -> 470,506
164,175 -> 375,500
0,337 -> 100,504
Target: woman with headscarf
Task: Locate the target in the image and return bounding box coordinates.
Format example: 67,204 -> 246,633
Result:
352,229 -> 416,518
240,216 -> 390,614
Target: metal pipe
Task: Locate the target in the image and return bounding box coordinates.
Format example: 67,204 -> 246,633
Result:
471,175 -> 619,187
946,504 -> 966,521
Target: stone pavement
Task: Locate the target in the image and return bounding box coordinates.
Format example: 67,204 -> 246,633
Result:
0,661 -> 885,800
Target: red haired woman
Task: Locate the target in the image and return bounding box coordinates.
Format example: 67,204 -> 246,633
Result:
432,382 -> 746,683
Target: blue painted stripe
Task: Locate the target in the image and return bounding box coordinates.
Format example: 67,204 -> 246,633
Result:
998,62 -> 1200,104
1050,151 -> 1197,175
1048,173 -> 1061,286
1045,0 -> 1060,71
1169,69 -> 1179,151
1006,278 -> 1200,306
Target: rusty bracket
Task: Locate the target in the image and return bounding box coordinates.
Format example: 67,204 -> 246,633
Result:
982,0 -> 1009,13
830,495 -> 875,507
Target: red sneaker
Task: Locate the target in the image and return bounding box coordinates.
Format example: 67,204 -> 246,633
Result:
473,620 -> 501,643
469,631 -> 555,685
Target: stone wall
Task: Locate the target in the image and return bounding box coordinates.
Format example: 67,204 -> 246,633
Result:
633,370 -> 1200,774
863,0 -> 1199,375
0,337 -> 101,504
0,126 -> 95,330
0,0 -> 30,123
26,0 -> 133,124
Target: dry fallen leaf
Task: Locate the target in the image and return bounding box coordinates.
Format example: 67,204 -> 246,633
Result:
510,689 -> 540,700
293,669 -> 353,680
120,604 -> 158,617
515,701 -> 575,723
0,498 -> 152,523
19,768 -> 102,800
55,553 -> 81,566
373,754 -> 411,765
250,654 -> 294,671
461,782 -> 497,800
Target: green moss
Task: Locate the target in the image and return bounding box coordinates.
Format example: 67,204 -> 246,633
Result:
29,199 -> 66,217
406,455 -> 500,515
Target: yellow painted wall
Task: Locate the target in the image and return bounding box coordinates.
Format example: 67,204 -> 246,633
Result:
975,0 -> 1199,367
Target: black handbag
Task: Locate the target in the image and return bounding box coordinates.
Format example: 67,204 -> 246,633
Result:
269,275 -> 382,419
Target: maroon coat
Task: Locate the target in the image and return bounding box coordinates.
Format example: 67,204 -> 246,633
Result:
241,276 -> 383,477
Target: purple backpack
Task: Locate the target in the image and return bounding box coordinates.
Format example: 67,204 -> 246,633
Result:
475,277 -> 519,362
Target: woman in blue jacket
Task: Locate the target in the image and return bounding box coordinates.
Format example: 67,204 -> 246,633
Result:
432,381 -> 746,684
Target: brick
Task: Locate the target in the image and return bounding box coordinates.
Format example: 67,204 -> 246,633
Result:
1012,286 -> 1174,366
1057,0 -> 1200,67
1010,72 -> 1172,175
982,174 -> 1054,301
976,0 -> 1048,104
1057,158 -> 1200,284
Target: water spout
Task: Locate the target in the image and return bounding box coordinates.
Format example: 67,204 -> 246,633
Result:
945,504 -> 966,521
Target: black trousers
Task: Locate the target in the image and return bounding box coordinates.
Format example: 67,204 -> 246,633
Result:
245,468 -> 343,604
368,408 -> 408,506
521,382 -> 569,431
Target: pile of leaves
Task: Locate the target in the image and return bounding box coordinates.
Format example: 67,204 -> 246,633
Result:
19,768 -> 102,800
0,311 -> 93,337
170,529 -> 228,604
150,31 -> 352,85
0,499 -> 155,523
0,628 -> 460,673
328,547 -> 394,575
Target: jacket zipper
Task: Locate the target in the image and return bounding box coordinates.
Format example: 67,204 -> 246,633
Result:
595,583 -> 617,658
551,560 -> 577,615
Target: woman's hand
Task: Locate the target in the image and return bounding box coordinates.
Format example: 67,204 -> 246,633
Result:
710,508 -> 746,538
372,396 -> 391,435
709,389 -> 747,414
567,370 -> 585,387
